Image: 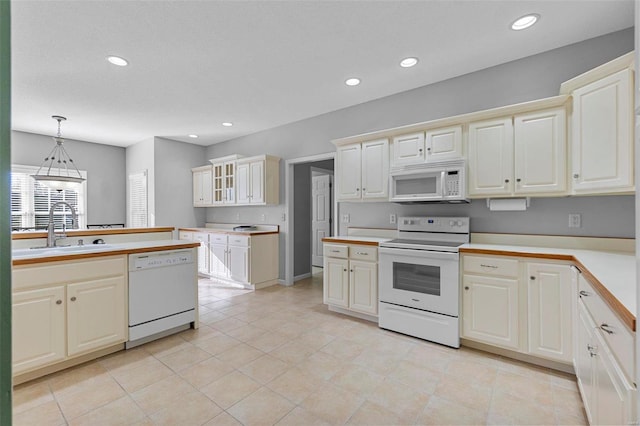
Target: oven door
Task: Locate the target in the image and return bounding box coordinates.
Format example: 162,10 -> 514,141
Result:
379,247 -> 459,316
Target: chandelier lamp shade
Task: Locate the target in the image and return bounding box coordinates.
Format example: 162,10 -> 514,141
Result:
31,115 -> 86,191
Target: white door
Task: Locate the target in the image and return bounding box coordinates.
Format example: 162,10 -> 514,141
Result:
576,301 -> 596,424
462,273 -> 519,349
571,69 -> 633,193
425,125 -> 462,162
391,133 -> 425,166
336,144 -> 361,200
193,170 -> 203,206
468,117 -> 514,196
201,168 -> 213,205
361,138 -> 389,199
527,263 -> 572,362
236,163 -> 250,204
223,161 -> 236,204
312,174 -> 331,267
210,243 -> 228,278
193,233 -> 209,275
514,108 -> 567,195
212,163 -> 224,204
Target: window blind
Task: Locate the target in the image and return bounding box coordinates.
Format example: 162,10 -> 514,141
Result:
129,170 -> 148,228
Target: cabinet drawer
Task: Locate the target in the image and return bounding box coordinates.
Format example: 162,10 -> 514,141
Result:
349,245 -> 378,262
579,276 -> 635,381
228,235 -> 250,247
209,233 -> 227,244
179,231 -> 194,240
193,233 -> 209,244
324,244 -> 348,259
463,255 -> 519,278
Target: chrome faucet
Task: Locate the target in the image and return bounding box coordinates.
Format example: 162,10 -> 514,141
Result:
47,201 -> 78,247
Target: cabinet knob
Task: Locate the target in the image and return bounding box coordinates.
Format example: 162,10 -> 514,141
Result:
516,178 -> 521,183
70,296 -> 77,302
419,148 -> 423,152
464,286 -> 469,290
530,276 -> 535,280
427,147 -> 431,151
56,300 -> 62,305
573,173 -> 579,179
350,269 -> 353,272
343,268 -> 347,272
362,188 -> 366,191
504,179 -> 509,183
356,188 -> 360,191
579,290 -> 590,297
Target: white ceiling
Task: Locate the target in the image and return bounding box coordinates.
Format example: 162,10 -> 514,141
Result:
11,0 -> 634,148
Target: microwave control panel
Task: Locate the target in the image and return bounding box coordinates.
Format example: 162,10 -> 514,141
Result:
446,171 -> 460,196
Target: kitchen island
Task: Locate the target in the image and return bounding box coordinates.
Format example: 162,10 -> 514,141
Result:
11,228 -> 200,385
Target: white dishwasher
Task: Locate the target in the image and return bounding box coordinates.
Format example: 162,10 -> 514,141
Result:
127,249 -> 197,348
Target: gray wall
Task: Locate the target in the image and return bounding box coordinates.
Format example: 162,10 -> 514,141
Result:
154,137 -> 207,231
205,28 -> 635,280
11,130 -> 126,226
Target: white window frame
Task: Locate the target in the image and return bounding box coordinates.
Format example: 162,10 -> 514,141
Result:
11,164 -> 87,230
128,170 -> 148,228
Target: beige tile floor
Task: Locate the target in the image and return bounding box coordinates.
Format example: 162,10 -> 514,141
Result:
13,273 -> 587,425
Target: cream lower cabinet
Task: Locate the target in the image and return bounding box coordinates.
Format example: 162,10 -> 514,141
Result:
575,274 -> 636,424
461,254 -> 573,363
323,243 -> 377,317
12,255 -> 127,377
180,231 -> 211,275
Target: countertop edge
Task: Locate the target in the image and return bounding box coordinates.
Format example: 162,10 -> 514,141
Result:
460,247 -> 636,332
12,242 -> 200,266
12,227 -> 176,240
179,227 -> 279,236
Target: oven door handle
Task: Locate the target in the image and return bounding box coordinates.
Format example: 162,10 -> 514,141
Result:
379,246 -> 459,261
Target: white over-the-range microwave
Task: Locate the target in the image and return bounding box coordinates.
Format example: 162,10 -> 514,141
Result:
388,159 -> 467,203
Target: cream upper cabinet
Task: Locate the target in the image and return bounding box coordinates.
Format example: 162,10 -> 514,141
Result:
336,139 -> 388,201
192,165 -> 213,206
336,144 -> 361,200
514,108 -> 567,194
235,155 -> 280,205
526,262 -> 573,363
211,158 -> 238,205
468,118 -> 514,196
67,276 -> 126,357
425,125 -> 463,162
468,108 -> 567,197
12,286 -> 66,375
391,132 -> 425,166
570,68 -> 634,194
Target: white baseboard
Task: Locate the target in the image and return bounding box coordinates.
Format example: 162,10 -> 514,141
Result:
294,272 -> 312,281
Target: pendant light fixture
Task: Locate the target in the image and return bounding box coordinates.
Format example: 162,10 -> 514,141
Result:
31,115 -> 86,191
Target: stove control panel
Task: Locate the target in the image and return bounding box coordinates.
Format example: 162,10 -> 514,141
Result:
398,217 -> 469,233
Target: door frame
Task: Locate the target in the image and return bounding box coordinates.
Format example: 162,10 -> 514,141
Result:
284,152 -> 336,286
310,169 -> 333,268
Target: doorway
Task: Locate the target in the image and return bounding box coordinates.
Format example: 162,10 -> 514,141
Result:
311,169 -> 333,270
284,153 -> 336,285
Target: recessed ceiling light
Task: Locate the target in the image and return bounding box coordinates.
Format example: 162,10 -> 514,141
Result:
188,134 -> 198,138
511,14 -> 539,30
400,57 -> 419,68
106,55 -> 129,66
222,122 -> 233,127
345,78 -> 361,86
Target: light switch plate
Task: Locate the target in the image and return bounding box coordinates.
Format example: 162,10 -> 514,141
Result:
568,213 -> 581,228
341,214 -> 350,223
390,214 -> 396,224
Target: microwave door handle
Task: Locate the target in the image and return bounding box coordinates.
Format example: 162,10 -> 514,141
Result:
440,171 -> 446,198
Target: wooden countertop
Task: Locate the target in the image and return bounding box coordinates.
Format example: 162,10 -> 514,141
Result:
12,240 -> 199,266
179,227 -> 279,236
460,244 -> 636,332
12,227 -> 175,240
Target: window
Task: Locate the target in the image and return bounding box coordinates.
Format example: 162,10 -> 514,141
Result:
11,165 -> 87,231
128,170 -> 148,228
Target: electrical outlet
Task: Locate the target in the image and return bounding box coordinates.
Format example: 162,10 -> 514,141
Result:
281,213 -> 286,222
341,214 -> 350,223
568,213 -> 581,228
260,214 -> 266,222
390,214 -> 396,224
